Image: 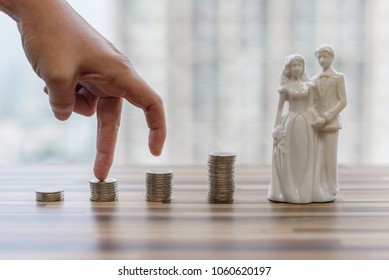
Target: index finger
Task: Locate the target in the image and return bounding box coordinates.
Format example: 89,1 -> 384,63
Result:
93,97 -> 123,180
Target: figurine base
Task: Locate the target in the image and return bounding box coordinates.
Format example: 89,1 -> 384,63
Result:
267,197 -> 336,204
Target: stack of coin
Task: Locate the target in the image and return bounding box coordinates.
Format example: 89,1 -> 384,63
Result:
89,178 -> 118,202
145,169 -> 173,202
207,152 -> 236,203
36,188 -> 64,202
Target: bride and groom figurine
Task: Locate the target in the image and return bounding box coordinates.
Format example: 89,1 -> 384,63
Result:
267,45 -> 347,204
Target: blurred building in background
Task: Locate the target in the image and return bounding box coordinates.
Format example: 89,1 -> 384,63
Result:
1,0 -> 388,166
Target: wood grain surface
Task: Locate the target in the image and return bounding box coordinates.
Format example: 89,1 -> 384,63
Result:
0,164 -> 389,260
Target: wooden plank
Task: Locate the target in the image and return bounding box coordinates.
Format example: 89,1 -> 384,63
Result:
0,165 -> 389,259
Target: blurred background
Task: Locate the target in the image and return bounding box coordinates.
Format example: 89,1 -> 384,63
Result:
0,0 -> 388,167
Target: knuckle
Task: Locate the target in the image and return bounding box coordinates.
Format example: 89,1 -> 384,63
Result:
43,69 -> 74,88
154,94 -> 164,107
46,76 -> 70,89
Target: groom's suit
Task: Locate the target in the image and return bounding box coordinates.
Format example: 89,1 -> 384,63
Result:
313,69 -> 347,131
312,68 -> 347,199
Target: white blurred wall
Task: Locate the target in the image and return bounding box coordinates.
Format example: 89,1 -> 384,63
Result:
0,0 -> 388,166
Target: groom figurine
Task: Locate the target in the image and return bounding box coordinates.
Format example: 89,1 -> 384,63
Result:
312,45 -> 347,201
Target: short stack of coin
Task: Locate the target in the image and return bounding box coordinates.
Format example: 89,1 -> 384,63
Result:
145,169 -> 173,202
36,188 -> 64,202
89,178 -> 118,202
207,152 -> 236,203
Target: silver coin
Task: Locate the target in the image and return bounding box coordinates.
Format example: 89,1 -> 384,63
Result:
89,178 -> 119,202
207,152 -> 236,204
145,169 -> 173,203
90,178 -> 117,184
146,169 -> 173,175
209,151 -> 236,157
36,188 -> 64,202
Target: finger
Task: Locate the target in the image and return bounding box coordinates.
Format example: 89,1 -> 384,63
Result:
45,84 -> 98,117
121,71 -> 167,156
144,99 -> 166,156
74,86 -> 99,116
93,97 -> 123,180
45,77 -> 76,121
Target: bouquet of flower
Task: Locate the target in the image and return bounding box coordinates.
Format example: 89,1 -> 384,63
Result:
272,125 -> 285,156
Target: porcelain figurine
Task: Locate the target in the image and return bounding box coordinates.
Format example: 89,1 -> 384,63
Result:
268,46 -> 347,203
311,45 -> 347,201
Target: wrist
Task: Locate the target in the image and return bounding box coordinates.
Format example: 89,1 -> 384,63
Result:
0,0 -> 62,22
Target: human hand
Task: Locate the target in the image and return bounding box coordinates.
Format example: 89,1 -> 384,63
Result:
5,0 -> 166,180
312,116 -> 326,128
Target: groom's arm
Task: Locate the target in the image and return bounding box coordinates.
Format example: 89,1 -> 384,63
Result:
322,74 -> 347,123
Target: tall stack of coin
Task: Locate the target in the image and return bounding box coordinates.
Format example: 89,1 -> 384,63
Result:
207,152 -> 236,203
145,169 -> 173,202
89,178 -> 118,202
36,188 -> 64,202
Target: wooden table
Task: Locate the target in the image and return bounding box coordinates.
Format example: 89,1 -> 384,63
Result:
0,164 -> 389,260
